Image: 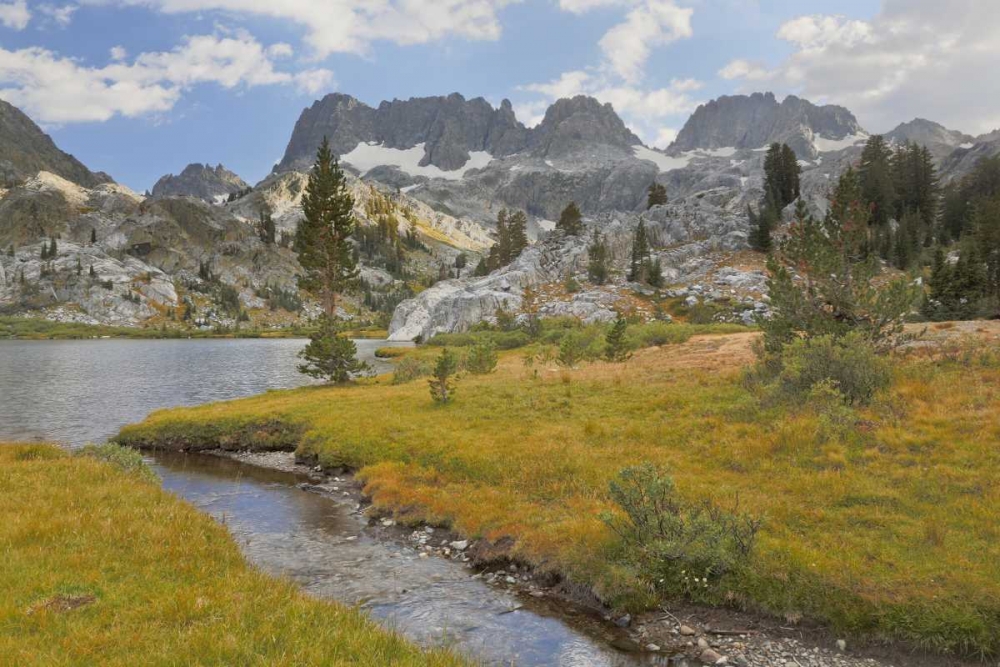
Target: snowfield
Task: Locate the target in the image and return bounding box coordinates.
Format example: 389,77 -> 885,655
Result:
341,142 -> 493,181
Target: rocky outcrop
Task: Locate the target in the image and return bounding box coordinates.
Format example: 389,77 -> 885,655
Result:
388,196 -> 750,341
151,163 -> 249,203
668,92 -> 864,159
940,133 -> 1000,182
0,100 -> 113,188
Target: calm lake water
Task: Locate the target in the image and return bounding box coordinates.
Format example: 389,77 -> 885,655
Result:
0,338 -> 408,447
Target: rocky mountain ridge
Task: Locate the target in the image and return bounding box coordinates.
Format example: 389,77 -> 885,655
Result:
0,99 -> 112,189
151,163 -> 250,203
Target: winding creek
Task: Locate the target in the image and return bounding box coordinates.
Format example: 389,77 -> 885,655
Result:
0,338 -> 659,666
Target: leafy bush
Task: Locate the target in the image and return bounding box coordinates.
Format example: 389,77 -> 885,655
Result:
391,357 -> 433,385
747,332 -> 891,406
78,443 -> 158,482
603,464 -> 761,594
556,329 -> 603,367
465,340 -> 498,375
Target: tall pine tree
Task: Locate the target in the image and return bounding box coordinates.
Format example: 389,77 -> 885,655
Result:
557,202 -> 584,235
295,137 -> 359,317
295,137 -> 366,383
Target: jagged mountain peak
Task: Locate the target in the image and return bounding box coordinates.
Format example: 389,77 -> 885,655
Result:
668,92 -> 864,159
151,163 -> 249,203
0,99 -> 113,189
530,95 -> 642,158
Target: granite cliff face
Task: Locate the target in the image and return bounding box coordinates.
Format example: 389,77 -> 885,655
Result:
669,93 -> 865,160
0,100 -> 112,189
276,93 -> 529,173
151,164 -> 249,203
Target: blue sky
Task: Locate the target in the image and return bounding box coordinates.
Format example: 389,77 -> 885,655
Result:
0,0 -> 994,191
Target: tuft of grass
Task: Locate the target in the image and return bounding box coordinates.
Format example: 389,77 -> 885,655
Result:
77,443 -> 158,483
0,442 -> 467,667
118,332 -> 1000,659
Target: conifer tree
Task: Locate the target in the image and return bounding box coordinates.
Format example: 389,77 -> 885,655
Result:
40,242 -> 48,260
259,210 -> 276,245
295,137 -> 359,317
507,210 -> 529,261
605,314 -> 631,362
587,229 -> 610,285
428,348 -> 459,404
647,182 -> 668,209
628,219 -> 651,283
557,202 -> 584,235
90,228 -> 97,244
761,166 -> 918,355
295,136 -> 365,383
49,238 -> 57,258
89,265 -> 95,278
859,135 -> 896,228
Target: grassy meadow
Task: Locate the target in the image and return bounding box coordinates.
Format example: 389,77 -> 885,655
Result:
0,442 -> 467,667
117,325 -> 1000,660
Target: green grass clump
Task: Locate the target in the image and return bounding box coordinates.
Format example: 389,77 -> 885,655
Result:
0,442 -> 467,667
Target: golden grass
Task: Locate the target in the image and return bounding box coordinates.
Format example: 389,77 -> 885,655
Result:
118,333 -> 1000,657
0,443 -> 468,667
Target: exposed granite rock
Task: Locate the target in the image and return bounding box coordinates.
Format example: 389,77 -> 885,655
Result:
0,99 -> 113,188
275,92 -> 529,173
388,198 -> 750,341
669,92 -> 864,160
151,163 -> 249,203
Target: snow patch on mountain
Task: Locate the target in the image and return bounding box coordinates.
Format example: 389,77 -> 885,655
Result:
632,146 -> 692,172
813,133 -> 868,153
342,142 -> 493,181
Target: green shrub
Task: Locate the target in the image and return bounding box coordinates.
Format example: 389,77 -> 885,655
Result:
78,443 -> 158,483
603,464 -> 761,596
557,331 -> 590,367
392,357 -> 433,385
465,340 -> 498,375
748,332 -> 891,406
428,330 -> 530,350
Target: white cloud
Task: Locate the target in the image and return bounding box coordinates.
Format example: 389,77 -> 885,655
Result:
109,45 -> 127,61
557,0 -> 629,13
266,43 -> 294,59
599,0 -> 693,82
718,59 -> 770,82
721,1 -> 1000,134
38,4 -> 78,26
652,127 -> 677,148
82,0 -> 519,57
0,32 -> 335,124
0,0 -> 30,30
519,69 -> 701,145
518,0 -> 697,147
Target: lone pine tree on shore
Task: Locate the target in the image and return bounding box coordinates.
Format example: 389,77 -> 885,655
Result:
295,137 -> 366,383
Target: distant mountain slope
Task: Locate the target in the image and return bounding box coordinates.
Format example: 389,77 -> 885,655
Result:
886,118 -> 976,162
668,93 -> 866,160
0,100 -> 113,188
152,163 -> 249,203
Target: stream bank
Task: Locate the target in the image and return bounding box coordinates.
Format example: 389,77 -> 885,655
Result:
159,450 -> 953,667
